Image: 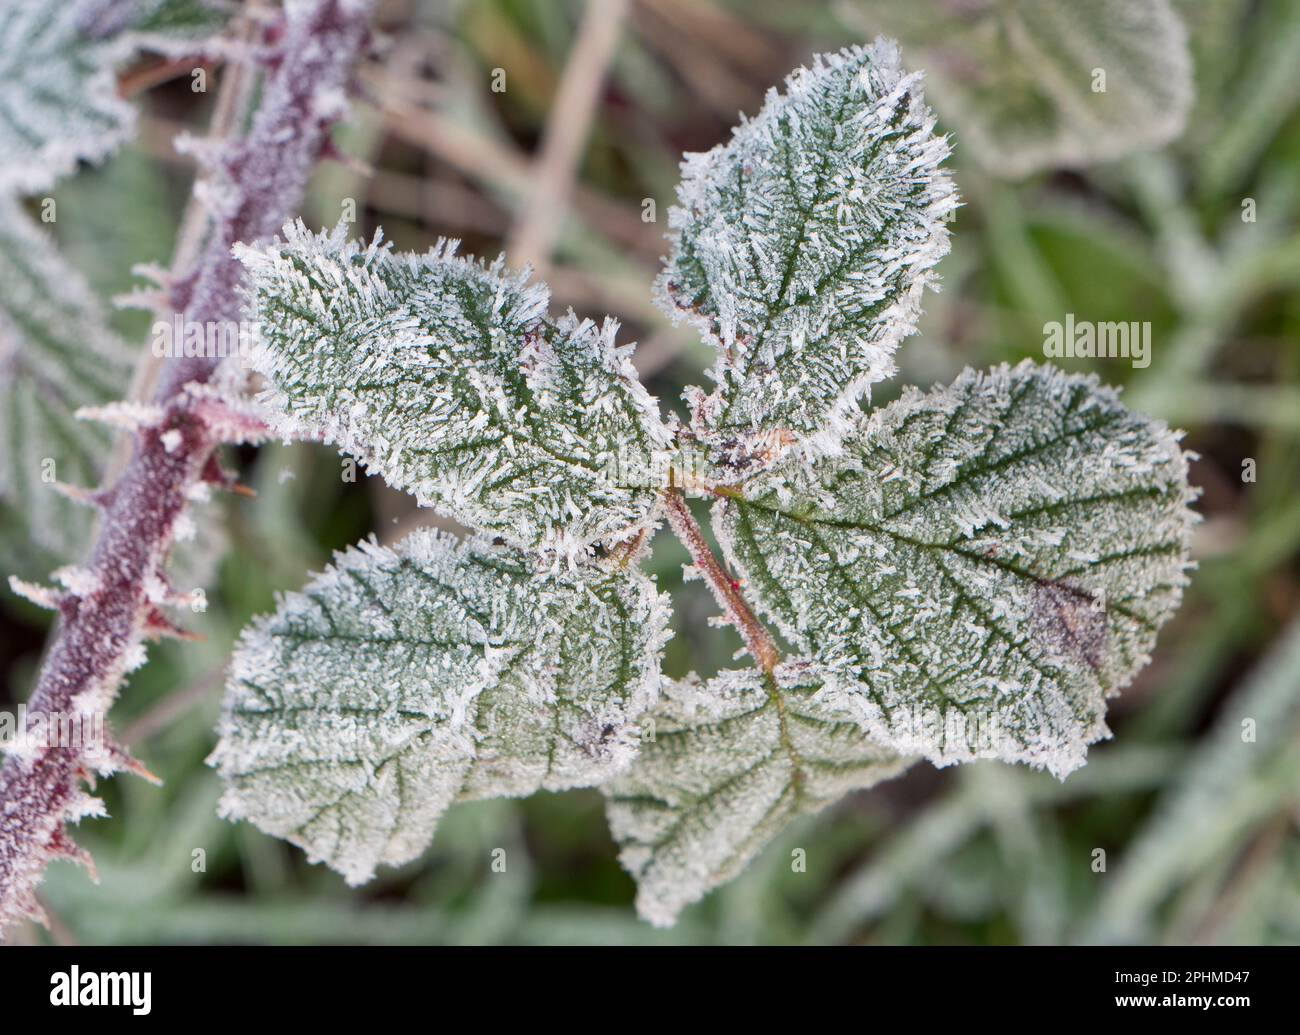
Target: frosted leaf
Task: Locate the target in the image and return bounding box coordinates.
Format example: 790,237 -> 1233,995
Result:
237,221 -> 673,560
606,661 -> 908,927
843,0 -> 1193,179
0,0 -> 233,194
111,0 -> 230,51
0,196 -> 133,576
656,40 -> 956,470
0,2 -> 137,193
714,361 -> 1198,777
210,529 -> 671,885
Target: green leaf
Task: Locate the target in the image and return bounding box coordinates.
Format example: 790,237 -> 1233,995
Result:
210,530 -> 671,885
0,3 -> 137,193
0,196 -> 133,577
843,0 -> 1193,178
714,361 -> 1198,777
606,662 -> 908,926
120,0 -> 231,48
236,221 -> 673,561
655,40 -> 956,470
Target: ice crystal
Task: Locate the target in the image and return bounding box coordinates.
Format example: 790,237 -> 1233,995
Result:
0,196 -> 133,576
606,661 -> 908,926
843,0 -> 1193,179
656,40 -> 956,470
236,220 -> 673,561
715,362 -> 1198,776
210,529 -> 670,885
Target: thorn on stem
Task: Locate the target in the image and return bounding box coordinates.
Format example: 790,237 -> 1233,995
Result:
143,606 -> 205,643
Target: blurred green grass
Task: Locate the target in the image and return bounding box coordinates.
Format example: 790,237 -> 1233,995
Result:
4,0 -> 1300,944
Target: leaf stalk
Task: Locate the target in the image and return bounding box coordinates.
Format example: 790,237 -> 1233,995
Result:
662,487 -> 780,674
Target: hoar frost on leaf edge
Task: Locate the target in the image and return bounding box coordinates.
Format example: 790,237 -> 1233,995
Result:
209,528 -> 672,885
655,38 -> 958,473
606,660 -> 909,926
714,360 -> 1199,778
235,219 -> 674,564
0,2 -> 139,194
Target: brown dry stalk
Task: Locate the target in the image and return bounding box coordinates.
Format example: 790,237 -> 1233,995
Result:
506,0 -> 628,273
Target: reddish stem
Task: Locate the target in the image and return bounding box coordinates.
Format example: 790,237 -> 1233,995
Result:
662,488 -> 780,674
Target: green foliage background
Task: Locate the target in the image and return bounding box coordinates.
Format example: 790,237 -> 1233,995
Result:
4,0 -> 1300,944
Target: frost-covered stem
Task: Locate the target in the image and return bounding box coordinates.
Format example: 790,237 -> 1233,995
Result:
0,0 -> 375,933
114,2 -> 264,477
662,488 -> 780,674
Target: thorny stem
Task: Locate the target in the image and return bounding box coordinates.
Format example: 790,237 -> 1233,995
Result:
113,0 -> 266,479
662,487 -> 781,675
0,0 -> 376,934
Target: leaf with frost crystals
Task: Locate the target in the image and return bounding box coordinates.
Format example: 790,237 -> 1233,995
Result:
656,40 -> 956,472
842,0 -> 1193,179
237,221 -> 673,560
606,661 -> 908,927
210,529 -> 671,885
0,2 -> 137,193
714,361 -> 1198,777
113,0 -> 231,50
0,196 -> 133,578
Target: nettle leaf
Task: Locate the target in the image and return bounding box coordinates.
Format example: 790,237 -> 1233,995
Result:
656,39 -> 956,472
237,221 -> 673,561
606,661 -> 908,926
210,530 -> 670,885
0,2 -> 137,193
843,0 -> 1193,179
0,196 -> 133,576
714,361 -> 1197,777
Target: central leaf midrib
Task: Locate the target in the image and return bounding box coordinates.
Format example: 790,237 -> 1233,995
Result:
714,82 -> 857,429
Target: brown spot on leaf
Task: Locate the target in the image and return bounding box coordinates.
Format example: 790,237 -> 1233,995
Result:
1030,578 -> 1107,672
716,426 -> 796,472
